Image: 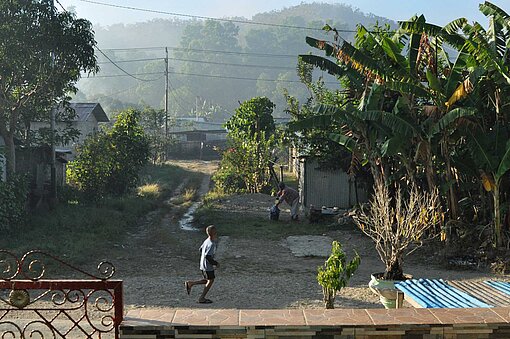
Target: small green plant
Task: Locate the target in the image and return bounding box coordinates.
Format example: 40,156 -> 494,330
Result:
317,241 -> 360,309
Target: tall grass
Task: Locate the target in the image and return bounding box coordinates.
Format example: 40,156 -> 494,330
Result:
0,163 -> 193,265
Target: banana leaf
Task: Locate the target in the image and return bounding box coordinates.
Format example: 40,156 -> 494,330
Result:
467,129 -> 498,171
328,133 -> 358,152
299,54 -> 345,78
305,37 -> 335,56
385,80 -> 431,99
358,110 -> 417,137
496,145 -> 510,180
479,2 -> 510,29
430,107 -> 477,135
288,114 -> 338,131
381,136 -> 406,157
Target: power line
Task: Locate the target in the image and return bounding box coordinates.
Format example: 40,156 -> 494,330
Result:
167,57 -> 296,70
168,78 -> 194,112
55,0 -> 66,11
83,70 -> 338,85
97,56 -> 297,71
97,57 -> 163,64
82,84 -> 140,101
95,47 -> 163,81
77,0 -> 338,32
83,71 -> 163,78
54,1 -> 163,83
101,46 -> 298,58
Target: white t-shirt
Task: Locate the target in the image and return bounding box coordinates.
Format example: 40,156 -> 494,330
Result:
199,238 -> 217,271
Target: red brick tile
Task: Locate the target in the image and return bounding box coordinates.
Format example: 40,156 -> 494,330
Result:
366,308 -> 441,326
430,308 -> 507,324
172,309 -> 239,326
485,308 -> 510,323
239,309 -> 305,326
303,309 -> 372,326
125,308 -> 176,324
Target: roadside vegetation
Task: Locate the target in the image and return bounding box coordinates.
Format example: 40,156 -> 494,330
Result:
0,163 -> 198,265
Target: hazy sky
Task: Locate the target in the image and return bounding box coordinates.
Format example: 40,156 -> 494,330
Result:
59,0 -> 509,27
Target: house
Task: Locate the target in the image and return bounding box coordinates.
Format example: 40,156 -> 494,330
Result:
0,135 -> 68,207
296,156 -> 369,211
31,103 -> 109,158
167,117 -> 227,159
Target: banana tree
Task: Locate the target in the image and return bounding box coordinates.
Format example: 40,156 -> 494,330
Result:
467,126 -> 510,247
299,17 -> 477,196
458,2 -> 510,246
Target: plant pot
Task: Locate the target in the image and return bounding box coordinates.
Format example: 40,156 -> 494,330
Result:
368,272 -> 412,309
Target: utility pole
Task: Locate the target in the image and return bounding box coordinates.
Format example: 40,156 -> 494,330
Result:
165,47 -> 169,138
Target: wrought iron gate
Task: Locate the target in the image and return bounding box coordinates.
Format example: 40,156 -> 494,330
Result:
0,250 -> 123,338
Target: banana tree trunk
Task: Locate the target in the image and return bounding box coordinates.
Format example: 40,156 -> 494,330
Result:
444,153 -> 459,220
493,180 -> 503,248
423,142 -> 437,193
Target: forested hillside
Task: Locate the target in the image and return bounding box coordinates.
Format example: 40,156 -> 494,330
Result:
76,3 -> 395,120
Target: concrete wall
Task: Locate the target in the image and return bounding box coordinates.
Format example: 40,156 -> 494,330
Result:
120,307 -> 510,339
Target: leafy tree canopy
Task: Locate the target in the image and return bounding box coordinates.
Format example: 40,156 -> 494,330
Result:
0,0 -> 98,176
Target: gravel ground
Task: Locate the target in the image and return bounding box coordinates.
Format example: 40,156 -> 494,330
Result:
112,161 -> 501,310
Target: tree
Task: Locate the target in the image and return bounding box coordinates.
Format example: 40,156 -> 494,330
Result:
0,0 -> 98,178
67,108 -> 150,200
139,107 -> 174,164
225,97 -> 276,140
215,97 -> 277,193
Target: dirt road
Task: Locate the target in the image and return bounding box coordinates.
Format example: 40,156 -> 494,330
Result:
114,160 -> 499,310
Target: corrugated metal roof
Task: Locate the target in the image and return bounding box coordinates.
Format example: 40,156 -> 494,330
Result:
67,103 -> 109,122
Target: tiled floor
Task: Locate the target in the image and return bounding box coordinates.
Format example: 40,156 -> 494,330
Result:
123,307 -> 510,327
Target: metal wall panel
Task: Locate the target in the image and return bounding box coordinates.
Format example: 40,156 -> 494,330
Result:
300,158 -> 367,209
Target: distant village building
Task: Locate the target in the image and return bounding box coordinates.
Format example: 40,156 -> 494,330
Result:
167,117 -> 227,159
11,103 -> 109,206
31,103 -> 109,159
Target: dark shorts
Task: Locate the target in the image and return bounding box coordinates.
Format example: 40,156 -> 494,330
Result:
201,270 -> 215,280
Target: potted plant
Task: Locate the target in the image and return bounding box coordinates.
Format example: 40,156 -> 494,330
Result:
317,241 -> 360,309
352,179 -> 442,308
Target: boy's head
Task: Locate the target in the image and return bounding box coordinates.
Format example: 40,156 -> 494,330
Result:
206,225 -> 217,238
278,182 -> 286,190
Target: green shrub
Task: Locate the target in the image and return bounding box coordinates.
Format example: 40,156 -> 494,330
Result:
212,162 -> 246,194
0,174 -> 29,230
67,108 -> 150,201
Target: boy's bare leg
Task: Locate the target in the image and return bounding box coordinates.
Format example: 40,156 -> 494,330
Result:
185,279 -> 207,294
199,279 -> 214,301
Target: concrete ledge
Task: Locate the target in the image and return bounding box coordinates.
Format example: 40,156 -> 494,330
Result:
120,307 -> 510,338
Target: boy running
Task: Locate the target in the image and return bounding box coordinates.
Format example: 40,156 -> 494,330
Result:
184,225 -> 219,303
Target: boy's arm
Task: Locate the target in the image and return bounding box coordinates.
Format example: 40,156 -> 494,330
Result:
205,255 -> 218,266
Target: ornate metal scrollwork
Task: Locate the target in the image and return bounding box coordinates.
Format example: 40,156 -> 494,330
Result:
0,250 -> 122,338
